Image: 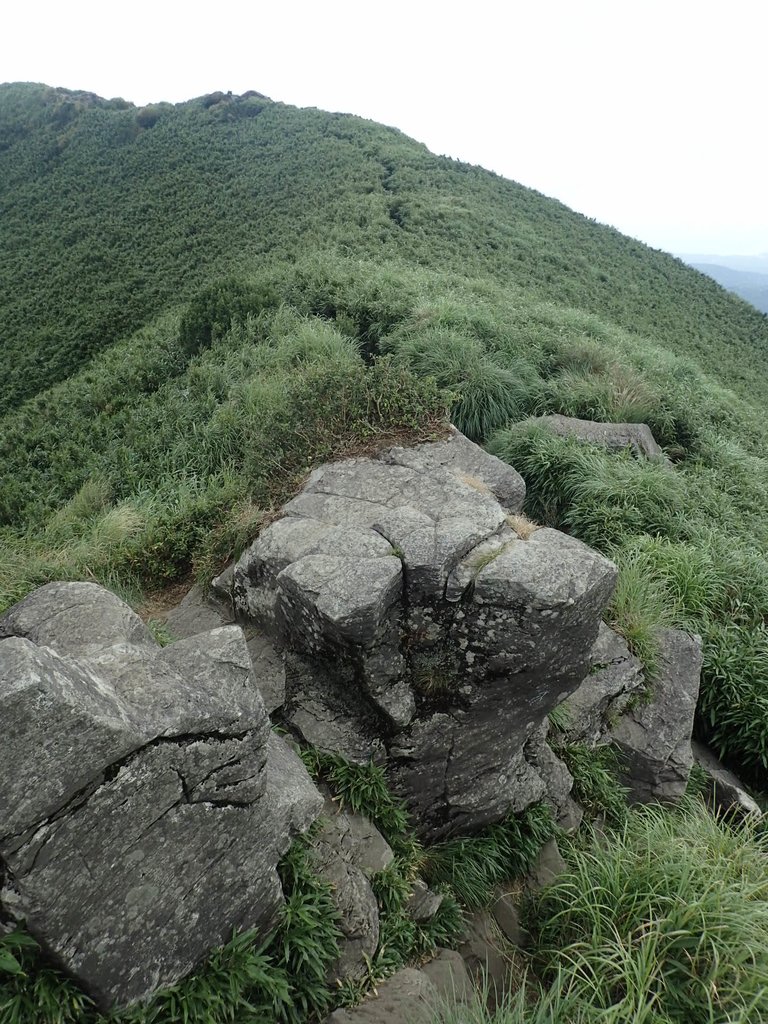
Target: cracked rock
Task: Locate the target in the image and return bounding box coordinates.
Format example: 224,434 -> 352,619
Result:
560,623 -> 645,744
234,430 -> 617,839
0,585 -> 323,1011
310,789 -> 392,982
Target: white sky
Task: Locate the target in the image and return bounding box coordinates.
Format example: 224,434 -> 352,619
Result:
3,0 -> 766,255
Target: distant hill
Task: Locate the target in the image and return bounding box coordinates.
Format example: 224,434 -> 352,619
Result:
679,254 -> 768,314
2,82 -> 768,409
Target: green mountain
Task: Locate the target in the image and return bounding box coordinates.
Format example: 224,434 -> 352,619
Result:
3,82 -> 768,408
4,80 -> 768,1024
3,79 -> 768,780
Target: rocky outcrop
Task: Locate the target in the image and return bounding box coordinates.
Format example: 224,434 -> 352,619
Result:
0,582 -> 322,1011
525,414 -> 664,459
607,628 -> 702,803
233,430 -> 617,839
165,584 -> 286,713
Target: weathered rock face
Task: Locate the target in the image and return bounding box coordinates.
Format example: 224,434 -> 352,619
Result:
310,788 -> 393,982
523,414 -> 664,459
0,582 -> 323,1011
559,623 -> 645,746
233,430 -> 617,838
607,628 -> 702,803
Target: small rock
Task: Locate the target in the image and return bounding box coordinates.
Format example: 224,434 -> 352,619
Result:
324,967 -> 437,1023
528,839 -> 567,890
420,948 -> 476,1008
525,414 -> 664,459
692,741 -> 762,817
609,628 -> 702,804
407,879 -> 444,923
457,910 -> 510,1000
490,887 -> 529,947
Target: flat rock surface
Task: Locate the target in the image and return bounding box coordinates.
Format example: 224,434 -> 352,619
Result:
0,581 -> 156,654
325,967 -> 437,1023
526,414 -> 664,459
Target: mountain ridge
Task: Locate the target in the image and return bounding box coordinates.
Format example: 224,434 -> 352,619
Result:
2,81 -> 768,410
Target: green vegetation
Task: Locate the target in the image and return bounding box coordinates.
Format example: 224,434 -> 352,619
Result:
558,744 -> 629,828
435,799 -> 768,1023
3,82 -> 768,1022
420,805 -> 555,909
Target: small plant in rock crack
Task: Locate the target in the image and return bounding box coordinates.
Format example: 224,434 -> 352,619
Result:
298,747 -> 420,860
410,649 -> 460,698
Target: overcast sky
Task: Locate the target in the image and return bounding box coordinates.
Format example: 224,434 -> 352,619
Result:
3,0 -> 766,255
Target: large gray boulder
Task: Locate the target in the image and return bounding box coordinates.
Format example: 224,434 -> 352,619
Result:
0,583 -> 323,1011
0,580 -> 156,653
233,432 -> 617,839
525,414 -> 664,459
608,628 -> 702,803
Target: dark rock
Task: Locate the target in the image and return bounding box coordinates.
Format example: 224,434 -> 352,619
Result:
283,652 -> 387,764
407,879 -> 444,923
692,741 -> 762,817
420,948 -> 475,1007
163,584 -> 234,639
527,414 -> 664,459
457,910 -> 511,1003
609,628 -> 702,803
490,887 -> 529,947
233,433 -> 617,839
560,623 -> 645,744
528,838 -> 567,890
310,789 -> 393,982
524,722 -> 574,825
210,561 -> 235,601
245,629 -> 286,714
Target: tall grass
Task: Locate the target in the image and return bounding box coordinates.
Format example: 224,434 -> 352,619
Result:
530,800 -> 768,1023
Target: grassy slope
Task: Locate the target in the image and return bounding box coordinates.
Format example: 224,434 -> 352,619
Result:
2,82 -> 767,409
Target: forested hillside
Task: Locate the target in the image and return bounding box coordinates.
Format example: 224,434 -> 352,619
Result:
3,81 -> 768,1024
